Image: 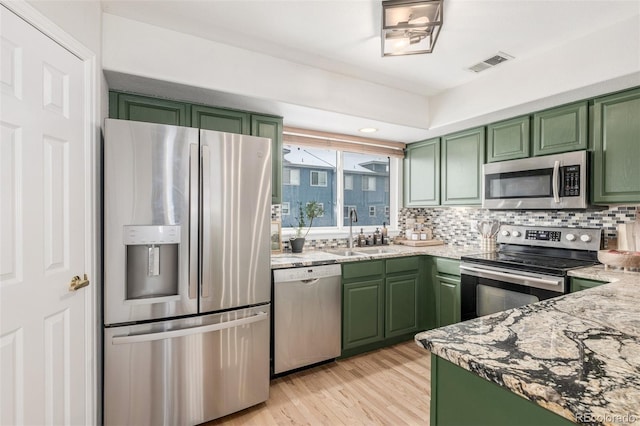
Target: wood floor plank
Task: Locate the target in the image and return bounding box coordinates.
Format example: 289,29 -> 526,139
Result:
204,340 -> 431,426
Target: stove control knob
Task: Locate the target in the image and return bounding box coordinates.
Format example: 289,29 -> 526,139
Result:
580,234 -> 592,242
501,230 -> 510,237
512,231 -> 521,237
566,233 -> 576,242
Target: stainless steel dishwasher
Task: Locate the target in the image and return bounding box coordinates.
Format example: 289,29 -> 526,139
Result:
273,264 -> 342,374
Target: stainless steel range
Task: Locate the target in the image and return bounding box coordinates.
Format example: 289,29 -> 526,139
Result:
460,225 -> 602,320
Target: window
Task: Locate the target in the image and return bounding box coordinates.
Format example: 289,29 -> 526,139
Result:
281,143 -> 395,231
362,176 -> 376,191
281,202 -> 290,215
344,175 -> 353,190
283,168 -> 300,185
344,205 -> 357,219
310,170 -> 328,187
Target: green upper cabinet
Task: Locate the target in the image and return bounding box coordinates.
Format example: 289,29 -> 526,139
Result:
111,92 -> 191,126
251,115 -> 283,204
441,127 -> 485,205
404,138 -> 440,207
592,88 -> 640,204
191,105 -> 250,134
486,116 -> 530,163
532,101 -> 587,156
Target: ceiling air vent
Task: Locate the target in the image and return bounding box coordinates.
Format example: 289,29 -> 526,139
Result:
468,52 -> 514,73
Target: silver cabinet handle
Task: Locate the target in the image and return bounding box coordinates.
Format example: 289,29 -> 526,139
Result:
189,143 -> 199,300
111,311 -> 268,345
552,160 -> 560,203
459,265 -> 562,287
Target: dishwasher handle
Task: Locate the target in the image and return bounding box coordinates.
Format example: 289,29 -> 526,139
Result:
111,311 -> 268,345
300,278 -> 320,285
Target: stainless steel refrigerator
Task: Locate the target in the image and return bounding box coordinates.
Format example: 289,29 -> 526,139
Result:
102,118 -> 271,425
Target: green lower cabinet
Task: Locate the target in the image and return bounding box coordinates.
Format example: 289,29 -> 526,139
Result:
341,257 -> 426,357
435,275 -> 461,327
570,277 -> 607,293
592,87 -> 640,204
342,278 -> 385,350
385,274 -> 420,338
110,92 -> 191,126
430,355 -> 575,426
532,101 -> 587,156
486,115 -> 530,163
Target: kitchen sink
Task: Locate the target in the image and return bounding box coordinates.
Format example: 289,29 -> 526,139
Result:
323,248 -> 366,257
356,247 -> 401,254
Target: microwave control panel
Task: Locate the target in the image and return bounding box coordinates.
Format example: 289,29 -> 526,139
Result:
561,165 -> 580,197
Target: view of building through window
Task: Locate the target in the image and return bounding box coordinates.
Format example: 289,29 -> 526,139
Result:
281,144 -> 390,230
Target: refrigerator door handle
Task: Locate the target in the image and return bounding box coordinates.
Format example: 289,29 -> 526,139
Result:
189,143 -> 199,300
201,144 -> 211,299
111,311 -> 268,345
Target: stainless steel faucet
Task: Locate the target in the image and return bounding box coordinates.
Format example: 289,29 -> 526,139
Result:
348,208 -> 358,248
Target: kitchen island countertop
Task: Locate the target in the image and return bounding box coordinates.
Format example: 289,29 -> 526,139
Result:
271,243 -> 483,269
416,265 -> 640,425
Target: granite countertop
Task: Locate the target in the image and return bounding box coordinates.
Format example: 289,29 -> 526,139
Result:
270,243 -> 483,269
416,265 -> 640,425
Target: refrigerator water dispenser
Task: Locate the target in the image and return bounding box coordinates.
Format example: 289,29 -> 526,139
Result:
124,225 -> 181,300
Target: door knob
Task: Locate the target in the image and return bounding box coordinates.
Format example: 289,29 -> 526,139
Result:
69,274 -> 90,291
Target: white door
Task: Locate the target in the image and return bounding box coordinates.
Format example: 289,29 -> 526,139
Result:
1,5 -> 91,425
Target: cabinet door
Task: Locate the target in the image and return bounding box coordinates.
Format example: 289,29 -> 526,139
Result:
112,92 -> 190,126
570,277 -> 606,293
592,88 -> 640,204
532,101 -> 587,156
191,105 -> 250,134
342,279 -> 385,350
404,138 -> 440,206
441,127 -> 485,205
251,115 -> 283,204
486,116 -> 530,163
385,274 -> 419,338
435,275 -> 460,327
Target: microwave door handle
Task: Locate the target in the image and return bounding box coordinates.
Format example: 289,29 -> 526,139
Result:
552,160 -> 560,203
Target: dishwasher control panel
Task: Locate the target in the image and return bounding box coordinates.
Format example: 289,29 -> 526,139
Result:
273,264 -> 341,282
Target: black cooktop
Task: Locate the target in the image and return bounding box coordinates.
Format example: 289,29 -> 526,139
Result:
462,250 -> 599,275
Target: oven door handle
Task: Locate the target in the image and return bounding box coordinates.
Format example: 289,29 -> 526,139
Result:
552,160 -> 560,203
460,265 -> 563,288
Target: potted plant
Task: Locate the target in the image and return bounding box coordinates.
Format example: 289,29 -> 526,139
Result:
290,201 -> 324,253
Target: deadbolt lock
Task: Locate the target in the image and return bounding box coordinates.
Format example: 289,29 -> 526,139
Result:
69,274 -> 90,292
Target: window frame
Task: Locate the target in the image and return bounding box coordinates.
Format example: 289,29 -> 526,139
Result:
280,145 -> 402,237
362,175 -> 376,192
344,174 -> 353,190
310,170 -> 328,187
283,167 -> 300,186
281,202 -> 290,216
369,206 -> 376,217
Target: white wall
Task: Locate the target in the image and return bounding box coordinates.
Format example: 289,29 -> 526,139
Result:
101,13 -> 430,129
427,14 -> 640,136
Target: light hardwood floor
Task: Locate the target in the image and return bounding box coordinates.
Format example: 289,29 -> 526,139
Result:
206,340 -> 431,426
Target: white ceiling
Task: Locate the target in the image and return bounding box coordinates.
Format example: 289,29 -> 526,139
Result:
101,0 -> 640,141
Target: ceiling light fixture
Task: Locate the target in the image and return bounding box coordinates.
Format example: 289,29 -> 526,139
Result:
359,127 -> 378,133
381,0 -> 443,57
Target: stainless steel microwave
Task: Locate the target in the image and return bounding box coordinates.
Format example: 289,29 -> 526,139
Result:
482,151 -> 588,209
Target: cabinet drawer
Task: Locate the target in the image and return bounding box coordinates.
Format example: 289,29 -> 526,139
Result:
434,257 -> 460,276
342,260 -> 384,280
386,256 -> 420,274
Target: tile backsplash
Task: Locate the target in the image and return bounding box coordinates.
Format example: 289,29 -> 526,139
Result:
272,204 -> 639,251
399,205 -> 639,248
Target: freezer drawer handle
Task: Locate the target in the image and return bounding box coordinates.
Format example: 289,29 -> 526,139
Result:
111,311 -> 268,345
